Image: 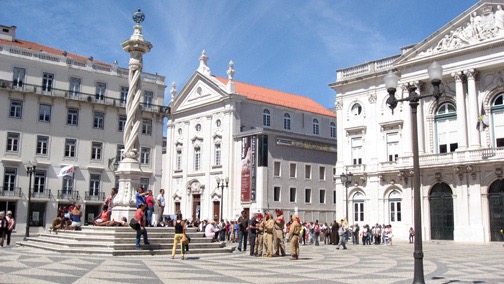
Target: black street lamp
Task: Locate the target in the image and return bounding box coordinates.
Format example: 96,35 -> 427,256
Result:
24,162 -> 36,241
340,172 -> 353,221
384,61 -> 443,284
215,176 -> 229,221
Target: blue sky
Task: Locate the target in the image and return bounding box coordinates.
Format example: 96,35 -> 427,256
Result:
1,1 -> 476,109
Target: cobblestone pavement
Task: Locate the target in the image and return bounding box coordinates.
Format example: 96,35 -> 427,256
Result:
1,236 -> 503,284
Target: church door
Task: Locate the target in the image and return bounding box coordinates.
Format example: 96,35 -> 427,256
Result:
429,183 -> 454,240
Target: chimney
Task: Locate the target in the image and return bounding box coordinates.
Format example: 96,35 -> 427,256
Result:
0,25 -> 17,41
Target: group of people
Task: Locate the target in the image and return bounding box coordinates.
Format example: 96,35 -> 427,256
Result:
50,204 -> 83,231
0,210 -> 15,247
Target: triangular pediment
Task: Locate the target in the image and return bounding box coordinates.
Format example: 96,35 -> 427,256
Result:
397,1 -> 504,65
171,71 -> 229,112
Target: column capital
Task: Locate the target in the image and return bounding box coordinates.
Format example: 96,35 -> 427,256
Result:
451,71 -> 464,81
465,69 -> 478,80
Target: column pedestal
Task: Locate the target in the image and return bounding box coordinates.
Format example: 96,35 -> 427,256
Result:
112,157 -> 142,221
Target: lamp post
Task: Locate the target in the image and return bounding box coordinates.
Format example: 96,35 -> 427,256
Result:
24,162 -> 36,241
384,61 -> 443,284
340,172 -> 353,221
215,176 -> 229,221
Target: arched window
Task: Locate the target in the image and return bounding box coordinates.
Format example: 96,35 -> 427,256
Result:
353,192 -> 365,222
312,118 -> 320,135
283,113 -> 291,130
330,122 -> 336,138
263,109 -> 271,127
435,102 -> 457,153
388,190 -> 402,222
492,93 -> 504,147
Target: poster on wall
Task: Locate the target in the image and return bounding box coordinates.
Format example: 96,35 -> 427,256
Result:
241,135 -> 257,202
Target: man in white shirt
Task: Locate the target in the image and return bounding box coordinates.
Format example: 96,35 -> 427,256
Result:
156,189 -> 165,227
205,221 -> 219,241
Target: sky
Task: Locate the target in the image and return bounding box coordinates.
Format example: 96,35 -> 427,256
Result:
1,0 -> 477,110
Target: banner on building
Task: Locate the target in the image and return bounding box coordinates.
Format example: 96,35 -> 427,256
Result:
241,135 -> 257,202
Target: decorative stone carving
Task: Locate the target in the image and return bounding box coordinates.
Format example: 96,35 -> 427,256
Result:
418,4 -> 504,58
435,172 -> 442,183
336,99 -> 343,110
368,93 -> 377,104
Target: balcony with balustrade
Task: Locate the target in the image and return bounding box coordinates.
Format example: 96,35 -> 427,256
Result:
85,192 -> 106,203
0,186 -> 22,199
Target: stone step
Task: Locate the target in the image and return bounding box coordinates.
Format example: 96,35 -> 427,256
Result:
19,225 -> 234,255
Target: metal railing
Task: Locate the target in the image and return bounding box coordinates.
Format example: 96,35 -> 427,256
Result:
57,190 -> 79,200
0,79 -> 170,115
32,189 -> 52,199
85,192 -> 105,201
0,186 -> 22,197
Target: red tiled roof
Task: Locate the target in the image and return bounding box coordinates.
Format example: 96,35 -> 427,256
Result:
0,38 -> 110,66
214,76 -> 335,117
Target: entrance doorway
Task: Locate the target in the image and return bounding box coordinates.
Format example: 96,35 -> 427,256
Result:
488,179 -> 504,241
213,201 -> 220,221
429,183 -> 454,240
192,194 -> 201,221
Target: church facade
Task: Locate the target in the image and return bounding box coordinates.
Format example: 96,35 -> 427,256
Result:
163,52 -> 337,223
330,0 -> 504,243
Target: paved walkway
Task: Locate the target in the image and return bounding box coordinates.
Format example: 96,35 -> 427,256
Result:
1,235 -> 503,284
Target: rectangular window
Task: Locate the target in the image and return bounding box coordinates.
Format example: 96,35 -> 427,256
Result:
33,170 -> 46,194
274,161 -> 281,177
289,187 -> 296,202
91,142 -> 103,160
42,72 -> 54,92
194,148 -> 201,171
69,77 -> 81,97
36,135 -> 49,155
305,164 -> 312,179
116,144 -> 124,162
95,82 -> 106,101
140,178 -> 149,191
67,108 -> 79,126
143,91 -> 153,109
214,144 -> 221,166
390,201 -> 402,222
333,190 -> 336,204
351,137 -> 363,165
39,104 -> 51,122
93,112 -> 104,129
320,189 -> 326,204
273,186 -> 280,202
305,188 -> 312,203
387,132 -> 399,162
319,166 -> 326,180
62,176 -> 73,194
142,119 -> 152,135
89,174 -> 101,196
10,100 -> 22,118
120,87 -> 128,105
64,138 -> 77,157
118,116 -> 126,132
6,132 -> 19,152
13,67 -> 26,88
140,147 -> 151,164
289,163 -> 297,178
3,168 -> 16,191
354,202 -> 364,222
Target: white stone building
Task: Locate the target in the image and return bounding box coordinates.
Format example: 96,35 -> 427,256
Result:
164,52 -> 337,223
330,0 -> 504,242
0,25 -> 166,232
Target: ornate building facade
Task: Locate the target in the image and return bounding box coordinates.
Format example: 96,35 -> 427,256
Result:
0,25 -> 166,232
330,0 -> 504,242
164,52 -> 337,223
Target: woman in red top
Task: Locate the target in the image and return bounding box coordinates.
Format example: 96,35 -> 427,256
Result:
145,190 -> 155,227
93,205 -> 110,226
135,203 -> 150,249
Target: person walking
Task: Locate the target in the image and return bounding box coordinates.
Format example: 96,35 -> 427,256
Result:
0,211 -> 7,247
172,213 -> 186,259
156,189 -> 165,226
237,210 -> 249,252
254,214 -> 264,256
336,222 -> 347,250
313,220 -> 320,246
134,203 -> 150,250
5,211 -> 15,246
248,214 -> 258,256
289,214 -> 301,260
409,227 -> 415,243
273,209 -> 286,256
353,224 -> 360,245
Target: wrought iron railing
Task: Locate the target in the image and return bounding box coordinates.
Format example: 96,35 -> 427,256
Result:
57,190 -> 79,200
31,189 -> 52,199
85,191 -> 105,201
0,186 -> 22,197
